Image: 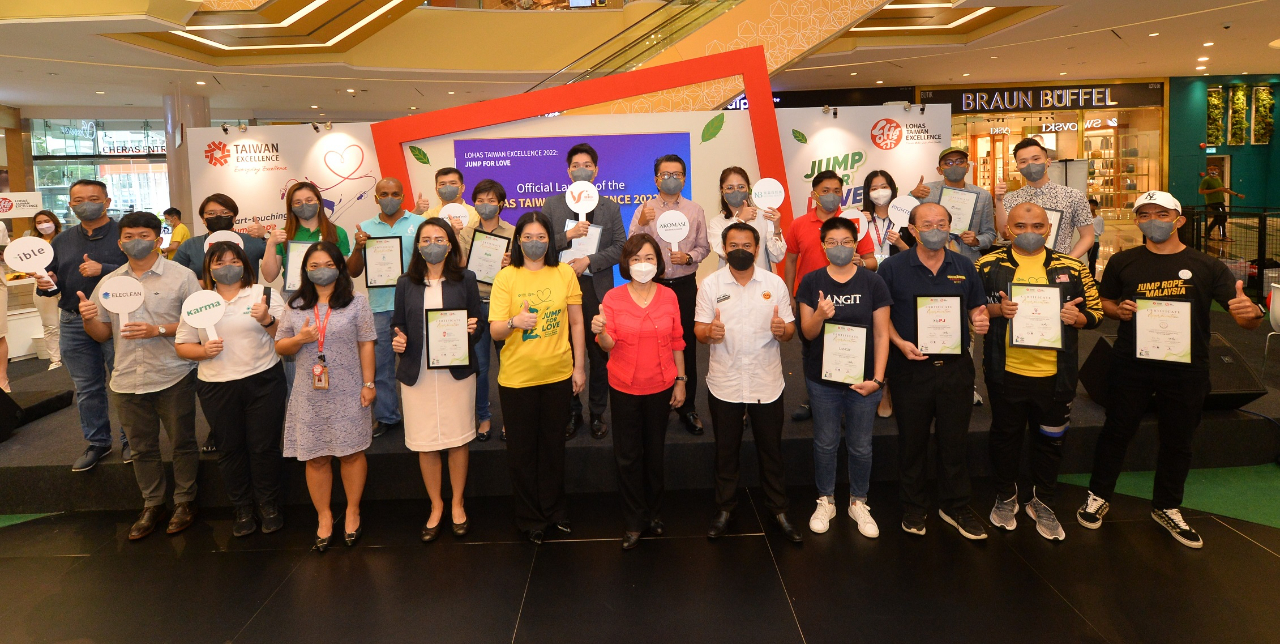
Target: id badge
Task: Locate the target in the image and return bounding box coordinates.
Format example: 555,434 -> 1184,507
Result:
312,363 -> 329,390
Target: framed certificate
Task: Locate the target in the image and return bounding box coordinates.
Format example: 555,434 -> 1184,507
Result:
1044,208 -> 1063,249
939,187 -> 978,233
363,236 -> 404,288
467,229 -> 510,285
1134,298 -> 1192,364
916,295 -> 963,355
284,240 -> 313,292
559,220 -> 602,263
1008,283 -> 1064,350
425,308 -> 470,369
821,321 -> 868,385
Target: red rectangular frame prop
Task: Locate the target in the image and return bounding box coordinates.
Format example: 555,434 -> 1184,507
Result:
370,45 -> 794,227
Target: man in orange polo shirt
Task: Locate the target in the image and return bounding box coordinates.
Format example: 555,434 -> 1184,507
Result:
784,169 -> 876,420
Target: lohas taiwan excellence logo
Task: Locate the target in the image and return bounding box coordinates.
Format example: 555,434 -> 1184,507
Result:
871,118 -> 943,150
204,141 -> 230,166
203,140 -> 283,169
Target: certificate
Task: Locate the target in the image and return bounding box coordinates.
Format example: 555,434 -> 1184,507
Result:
425,308 -> 470,369
1044,208 -> 1063,249
1134,298 -> 1192,363
939,187 -> 978,233
821,322 -> 867,385
284,240 -> 313,292
467,229 -> 510,285
916,295 -> 962,355
363,236 -> 403,288
1009,283 -> 1064,350
559,220 -> 601,263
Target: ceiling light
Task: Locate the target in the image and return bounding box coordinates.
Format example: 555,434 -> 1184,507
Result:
1196,66 -> 1207,70
1271,39 -> 1280,49
1198,57 -> 1209,61
962,73 -> 970,77
196,81 -> 206,85
95,91 -> 105,94
346,89 -> 355,93
849,6 -> 994,31
1059,72 -> 1067,76
876,80 -> 884,84
409,106 -> 418,110
448,91 -> 455,95
990,56 -> 998,59
850,72 -> 858,76
1148,32 -> 1159,37
170,0 -> 406,50
48,72 -> 57,76
310,105 -> 319,109
1203,42 -> 1214,46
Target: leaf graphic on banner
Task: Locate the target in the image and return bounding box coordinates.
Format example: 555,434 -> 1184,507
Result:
701,113 -> 725,143
409,146 -> 430,165
792,129 -> 808,144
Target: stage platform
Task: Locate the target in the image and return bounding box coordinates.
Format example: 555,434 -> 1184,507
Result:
1,313 -> 1277,514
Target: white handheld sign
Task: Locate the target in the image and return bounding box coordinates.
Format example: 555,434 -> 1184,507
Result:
439,203 -> 469,229
99,275 -> 145,327
655,210 -> 689,253
887,195 -> 919,229
565,181 -> 600,219
3,236 -> 54,273
839,211 -> 872,243
204,230 -> 244,251
751,178 -> 786,210
180,290 -> 227,340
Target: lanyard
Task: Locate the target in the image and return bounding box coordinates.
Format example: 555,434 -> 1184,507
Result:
314,306 -> 332,356
870,215 -> 889,250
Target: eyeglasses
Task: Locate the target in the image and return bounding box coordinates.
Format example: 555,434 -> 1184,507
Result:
823,240 -> 857,248
940,158 -> 968,167
914,223 -> 951,232
658,172 -> 685,180
204,210 -> 234,218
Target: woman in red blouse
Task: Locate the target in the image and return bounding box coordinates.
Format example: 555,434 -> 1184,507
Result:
591,233 -> 687,550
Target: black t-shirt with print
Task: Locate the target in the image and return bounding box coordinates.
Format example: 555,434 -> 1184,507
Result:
795,266 -> 893,385
1099,246 -> 1238,371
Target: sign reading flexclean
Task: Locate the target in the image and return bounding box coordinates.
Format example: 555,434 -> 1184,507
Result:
920,82 -> 1164,114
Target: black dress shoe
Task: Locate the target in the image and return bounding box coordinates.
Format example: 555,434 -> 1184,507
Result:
526,529 -> 544,544
476,430 -> 491,442
313,533 -> 331,553
590,415 -> 607,439
708,510 -> 731,539
648,518 -> 665,536
565,414 -> 583,440
774,513 -> 803,543
258,502 -> 284,534
621,531 -> 642,550
373,420 -> 402,439
344,525 -> 363,547
421,520 -> 441,543
129,505 -> 165,541
166,502 -> 197,535
232,505 -> 257,538
682,412 -> 704,436
451,516 -> 469,537
554,521 -> 572,534
791,404 -> 812,421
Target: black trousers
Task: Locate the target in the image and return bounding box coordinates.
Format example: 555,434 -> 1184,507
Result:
888,356 -> 975,516
708,393 -> 787,514
1088,358 -> 1210,510
657,274 -> 698,416
196,363 -> 288,508
500,378 -> 572,532
570,276 -> 609,419
610,386 -> 672,532
1207,202 -> 1228,236
986,372 -> 1071,504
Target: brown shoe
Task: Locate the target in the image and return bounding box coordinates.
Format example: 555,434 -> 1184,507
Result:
129,506 -> 165,541
166,502 -> 198,535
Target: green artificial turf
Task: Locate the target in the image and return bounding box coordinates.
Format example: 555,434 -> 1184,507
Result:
1060,464 -> 1280,529
0,513 -> 52,529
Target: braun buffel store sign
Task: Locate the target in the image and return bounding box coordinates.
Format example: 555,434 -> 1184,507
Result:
921,82 -> 1164,114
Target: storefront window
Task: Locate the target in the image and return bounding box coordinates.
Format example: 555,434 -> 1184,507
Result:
30,119 -> 169,223
1082,107 -> 1163,266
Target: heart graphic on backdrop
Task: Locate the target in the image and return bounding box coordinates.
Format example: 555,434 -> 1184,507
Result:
324,145 -> 365,181
535,288 -> 552,304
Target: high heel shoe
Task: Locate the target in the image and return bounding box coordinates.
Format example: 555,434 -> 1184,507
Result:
452,516 -> 469,537
344,525 -> 363,547
421,520 -> 441,543
313,533 -> 331,553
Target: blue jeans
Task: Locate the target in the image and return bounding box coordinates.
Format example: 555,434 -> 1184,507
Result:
806,378 -> 881,500
372,310 -> 402,425
60,310 -> 121,447
475,299 -> 492,423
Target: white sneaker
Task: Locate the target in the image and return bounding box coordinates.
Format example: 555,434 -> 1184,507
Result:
848,499 -> 879,538
809,496 -> 837,534
973,389 -> 984,406
48,361 -> 63,370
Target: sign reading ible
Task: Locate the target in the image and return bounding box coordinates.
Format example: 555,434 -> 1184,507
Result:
920,82 -> 1164,114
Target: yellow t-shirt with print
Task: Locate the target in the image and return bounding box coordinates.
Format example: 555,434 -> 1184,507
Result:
1005,249 -> 1058,378
489,262 -> 583,388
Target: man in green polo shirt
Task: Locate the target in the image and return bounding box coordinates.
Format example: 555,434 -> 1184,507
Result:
1199,165 -> 1243,242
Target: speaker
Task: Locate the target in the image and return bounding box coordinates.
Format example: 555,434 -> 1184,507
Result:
1080,333 -> 1266,410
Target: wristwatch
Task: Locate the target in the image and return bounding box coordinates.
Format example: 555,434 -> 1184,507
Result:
675,376 -> 688,382
363,382 -> 376,389
261,315 -> 276,328
872,377 -> 886,387
157,324 -> 168,336
507,317 -> 516,330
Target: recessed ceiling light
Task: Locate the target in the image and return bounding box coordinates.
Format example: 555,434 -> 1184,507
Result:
1196,66 -> 1207,70
196,81 -> 206,85
95,91 -> 105,94
346,88 -> 355,93
409,106 -> 418,110
990,56 -> 998,59
1059,72 -> 1067,76
1271,39 -> 1280,49
1203,73 -> 1210,76
962,73 -> 970,77
849,72 -> 858,76
876,80 -> 884,84
319,113 -> 326,116
1198,57 -> 1209,61
448,91 -> 455,95
310,105 -> 319,109
1203,42 -> 1214,46
1148,32 -> 1159,36
47,72 -> 57,76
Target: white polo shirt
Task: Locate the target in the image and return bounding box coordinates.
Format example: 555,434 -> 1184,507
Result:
176,285 -> 285,383
694,265 -> 795,404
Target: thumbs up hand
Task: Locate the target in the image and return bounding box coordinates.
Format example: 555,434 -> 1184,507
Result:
77,291 -> 99,322
707,308 -> 726,343
413,191 -> 431,215
909,175 -> 930,199
591,312 -> 607,335
250,291 -> 273,325
815,290 -> 836,321
970,305 -> 990,335
770,305 -> 787,340
268,227 -> 288,247
639,201 -> 656,227
353,223 -> 369,250
391,327 -> 407,354
296,316 -> 319,344
512,300 -> 538,330
79,254 -> 102,277
1061,296 -> 1085,327
1228,280 -> 1262,320
998,291 -> 1018,319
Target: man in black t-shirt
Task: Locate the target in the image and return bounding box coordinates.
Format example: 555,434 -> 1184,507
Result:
1077,191 -> 1262,549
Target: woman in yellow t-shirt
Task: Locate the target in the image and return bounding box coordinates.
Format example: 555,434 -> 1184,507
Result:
489,211 -> 586,543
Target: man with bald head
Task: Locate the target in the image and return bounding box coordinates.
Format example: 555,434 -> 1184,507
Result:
351,177 -> 426,438
975,202 -> 1102,541
877,202 -> 991,540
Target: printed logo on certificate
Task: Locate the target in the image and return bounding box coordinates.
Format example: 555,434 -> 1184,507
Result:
363,236 -> 404,288
821,322 -> 867,385
939,187 -> 978,233
425,308 -> 470,368
915,295 -> 963,355
284,240 -> 313,293
467,229 -> 510,285
1009,283 -> 1065,351
1134,298 -> 1192,364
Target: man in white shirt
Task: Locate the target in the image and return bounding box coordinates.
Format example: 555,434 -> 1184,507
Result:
695,222 -> 802,543
1000,138 -> 1095,258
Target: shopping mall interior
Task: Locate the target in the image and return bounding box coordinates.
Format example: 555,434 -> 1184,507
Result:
0,1 -> 1278,642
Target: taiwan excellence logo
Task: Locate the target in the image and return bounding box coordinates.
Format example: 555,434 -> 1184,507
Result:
204,141 -> 231,166
0,198 -> 13,214
870,118 -> 903,150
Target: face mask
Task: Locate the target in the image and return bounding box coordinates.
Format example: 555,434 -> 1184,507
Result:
71,202 -> 105,222
437,185 -> 460,202
570,168 -> 594,183
629,262 -> 657,284
205,215 -> 234,232
817,193 -> 842,213
520,240 -> 547,261
121,238 -> 157,260
917,228 -> 950,251
726,248 -> 755,271
36,222 -> 56,235
475,203 -> 500,221
1012,232 -> 1046,253
307,267 -> 339,286
1138,218 -> 1177,244
825,245 -> 855,267
942,165 -> 969,182
378,197 -> 403,216
724,190 -> 748,208
659,177 -> 683,196
292,203 -> 319,221
418,243 -> 449,264
1018,163 -> 1047,183
210,265 -> 244,285
868,189 -> 893,207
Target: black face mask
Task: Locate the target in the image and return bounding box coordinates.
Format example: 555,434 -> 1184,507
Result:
205,215 -> 235,232
726,248 -> 755,271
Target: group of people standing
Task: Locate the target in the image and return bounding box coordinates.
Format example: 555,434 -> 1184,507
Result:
33,136 -> 1262,552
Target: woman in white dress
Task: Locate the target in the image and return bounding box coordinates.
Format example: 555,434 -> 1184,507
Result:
707,166 -> 785,271
391,217 -> 483,542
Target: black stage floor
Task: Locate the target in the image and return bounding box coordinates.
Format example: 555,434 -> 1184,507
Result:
1,479 -> 1278,644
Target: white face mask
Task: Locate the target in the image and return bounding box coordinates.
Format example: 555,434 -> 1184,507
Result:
36,222 -> 56,235
629,262 -> 657,284
869,188 -> 893,206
